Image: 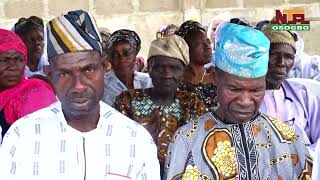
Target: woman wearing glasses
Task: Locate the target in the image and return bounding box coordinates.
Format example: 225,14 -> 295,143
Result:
101,29 -> 153,106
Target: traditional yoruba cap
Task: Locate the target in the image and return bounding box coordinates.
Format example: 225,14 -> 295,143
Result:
262,27 -> 297,51
215,22 -> 270,78
46,10 -> 102,59
147,35 -> 190,65
105,29 -> 141,56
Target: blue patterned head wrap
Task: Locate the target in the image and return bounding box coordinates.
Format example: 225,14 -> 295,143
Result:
215,22 -> 270,78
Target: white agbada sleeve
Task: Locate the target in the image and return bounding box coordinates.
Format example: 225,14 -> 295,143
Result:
0,124 -> 24,180
135,130 -> 161,180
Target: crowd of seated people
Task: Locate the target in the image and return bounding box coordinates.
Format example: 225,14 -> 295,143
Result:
0,9 -> 319,179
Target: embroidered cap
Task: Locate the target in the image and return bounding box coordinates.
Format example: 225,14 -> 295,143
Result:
147,35 -> 190,65
262,26 -> 297,52
215,22 -> 270,78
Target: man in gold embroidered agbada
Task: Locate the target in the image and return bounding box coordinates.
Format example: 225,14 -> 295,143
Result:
164,22 -> 312,180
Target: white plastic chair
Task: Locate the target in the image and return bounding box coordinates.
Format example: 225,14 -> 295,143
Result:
287,78 -> 320,96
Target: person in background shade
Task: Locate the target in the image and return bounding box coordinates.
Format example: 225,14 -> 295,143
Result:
102,29 -> 153,106
176,20 -> 218,111
14,16 -> 49,77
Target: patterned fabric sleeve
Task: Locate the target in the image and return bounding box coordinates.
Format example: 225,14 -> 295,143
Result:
164,130 -> 189,179
114,91 -> 133,118
261,115 -> 313,179
190,94 -> 208,121
284,131 -> 313,179
178,92 -> 208,124
0,123 -> 23,179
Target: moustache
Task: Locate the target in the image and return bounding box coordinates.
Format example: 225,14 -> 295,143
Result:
230,105 -> 255,113
68,91 -> 93,99
159,78 -> 180,86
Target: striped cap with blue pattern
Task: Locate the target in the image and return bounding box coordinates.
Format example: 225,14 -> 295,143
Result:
47,10 -> 102,59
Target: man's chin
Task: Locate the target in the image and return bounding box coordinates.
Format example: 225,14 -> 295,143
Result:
67,107 -> 99,119
63,101 -> 98,115
234,117 -> 252,124
158,87 -> 176,95
231,112 -> 255,123
267,79 -> 282,89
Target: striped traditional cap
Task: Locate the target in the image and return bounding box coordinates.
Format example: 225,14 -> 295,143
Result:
47,10 -> 102,59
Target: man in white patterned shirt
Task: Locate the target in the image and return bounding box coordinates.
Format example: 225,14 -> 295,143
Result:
0,10 -> 160,180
